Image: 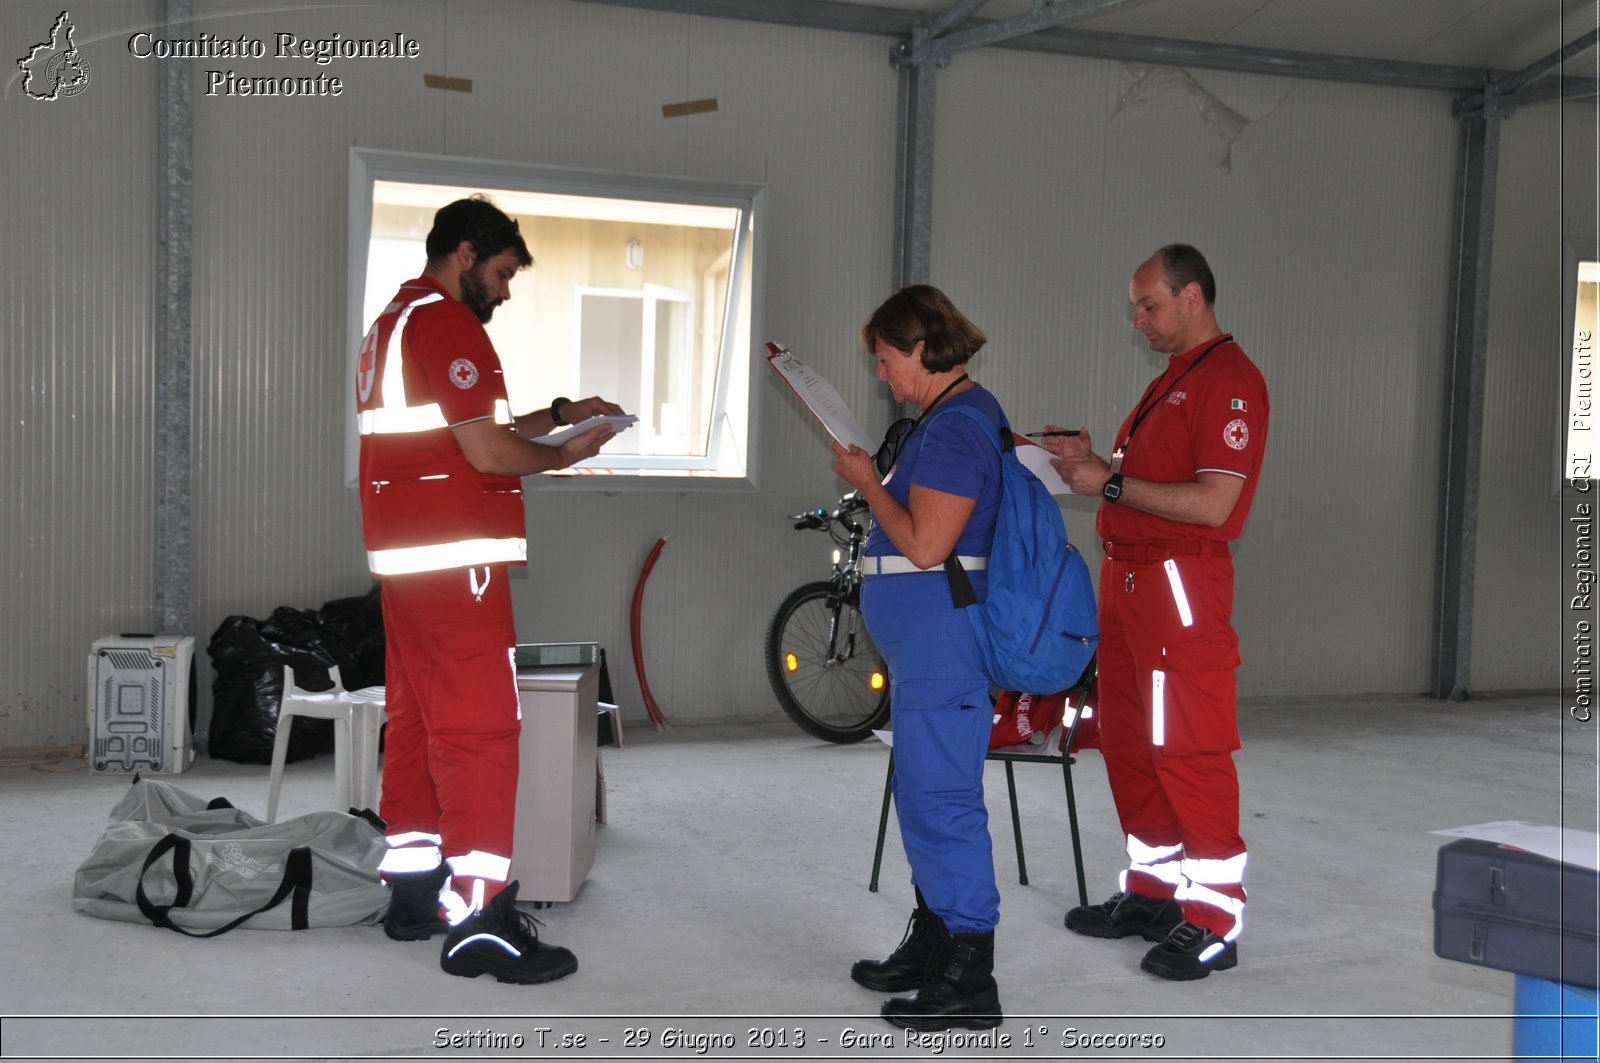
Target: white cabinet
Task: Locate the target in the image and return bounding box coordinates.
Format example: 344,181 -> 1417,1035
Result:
512,665 -> 599,903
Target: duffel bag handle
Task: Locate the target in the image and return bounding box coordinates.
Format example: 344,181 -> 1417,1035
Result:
135,834 -> 313,938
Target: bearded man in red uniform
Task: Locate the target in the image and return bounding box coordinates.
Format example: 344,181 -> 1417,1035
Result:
356,196 -> 622,984
1045,244 -> 1268,981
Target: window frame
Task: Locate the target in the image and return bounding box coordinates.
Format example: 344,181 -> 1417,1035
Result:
1561,245 -> 1598,498
346,147 -> 766,492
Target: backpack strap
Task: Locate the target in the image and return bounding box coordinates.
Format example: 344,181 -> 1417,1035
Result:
943,554 -> 979,608
924,403 -> 1008,610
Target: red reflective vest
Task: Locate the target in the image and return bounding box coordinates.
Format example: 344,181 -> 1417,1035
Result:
356,278 -> 526,576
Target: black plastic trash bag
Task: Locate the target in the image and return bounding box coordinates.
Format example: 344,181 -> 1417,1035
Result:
206,585 -> 384,765
316,587 -> 386,691
206,614 -> 335,765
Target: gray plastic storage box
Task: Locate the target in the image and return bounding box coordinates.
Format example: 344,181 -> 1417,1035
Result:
1433,838 -> 1599,990
514,642 -> 598,668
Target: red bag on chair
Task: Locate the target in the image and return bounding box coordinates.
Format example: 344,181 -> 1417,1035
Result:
1059,674 -> 1101,753
989,690 -> 1068,749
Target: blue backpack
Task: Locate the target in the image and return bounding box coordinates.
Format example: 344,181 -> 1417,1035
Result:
935,405 -> 1099,695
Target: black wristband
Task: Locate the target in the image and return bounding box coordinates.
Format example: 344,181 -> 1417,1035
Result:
1102,472 -> 1125,503
549,397 -> 572,426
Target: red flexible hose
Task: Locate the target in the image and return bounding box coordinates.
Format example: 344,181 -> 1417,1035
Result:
630,536 -> 669,728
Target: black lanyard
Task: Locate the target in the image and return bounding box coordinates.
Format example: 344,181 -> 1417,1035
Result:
917,373 -> 970,426
1116,334 -> 1232,456
877,373 -> 970,476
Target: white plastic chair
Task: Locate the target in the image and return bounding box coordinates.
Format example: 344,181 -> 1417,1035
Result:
265,664 -> 386,822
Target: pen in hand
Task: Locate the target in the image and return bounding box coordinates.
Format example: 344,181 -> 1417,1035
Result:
1024,430 -> 1081,437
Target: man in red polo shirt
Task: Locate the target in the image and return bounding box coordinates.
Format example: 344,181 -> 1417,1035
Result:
1045,244 -> 1268,980
357,196 -> 622,984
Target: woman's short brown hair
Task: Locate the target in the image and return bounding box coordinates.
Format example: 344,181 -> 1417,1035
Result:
861,285 -> 987,372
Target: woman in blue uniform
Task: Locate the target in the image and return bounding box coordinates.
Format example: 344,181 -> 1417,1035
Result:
831,285 -> 1007,1031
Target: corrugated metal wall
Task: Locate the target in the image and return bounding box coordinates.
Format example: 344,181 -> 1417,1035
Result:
3,1 -> 159,748
0,0 -> 1572,750
934,50 -> 1464,698
1475,102 -> 1597,691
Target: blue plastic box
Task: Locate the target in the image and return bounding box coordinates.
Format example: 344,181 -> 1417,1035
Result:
1513,975 -> 1599,1062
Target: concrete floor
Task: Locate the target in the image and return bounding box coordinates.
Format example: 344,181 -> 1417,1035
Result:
1,692 -> 1595,1062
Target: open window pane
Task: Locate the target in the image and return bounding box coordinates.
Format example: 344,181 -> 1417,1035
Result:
1569,260 -> 1600,485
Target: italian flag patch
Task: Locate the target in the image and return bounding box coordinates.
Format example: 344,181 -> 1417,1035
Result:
1231,399 -> 1248,411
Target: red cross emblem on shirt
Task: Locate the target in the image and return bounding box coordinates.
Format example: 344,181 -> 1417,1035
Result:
449,358 -> 479,389
1224,418 -> 1249,450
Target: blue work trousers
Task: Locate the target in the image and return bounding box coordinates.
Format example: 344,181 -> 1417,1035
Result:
863,569 -> 999,935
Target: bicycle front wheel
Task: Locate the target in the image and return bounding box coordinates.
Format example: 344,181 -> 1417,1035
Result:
765,580 -> 891,743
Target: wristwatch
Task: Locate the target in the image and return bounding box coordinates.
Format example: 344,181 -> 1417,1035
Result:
1102,473 -> 1125,503
549,396 -> 572,426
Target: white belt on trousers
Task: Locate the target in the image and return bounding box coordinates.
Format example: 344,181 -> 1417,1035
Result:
862,554 -> 987,576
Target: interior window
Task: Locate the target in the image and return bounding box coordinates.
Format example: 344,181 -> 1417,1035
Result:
349,151 -> 762,488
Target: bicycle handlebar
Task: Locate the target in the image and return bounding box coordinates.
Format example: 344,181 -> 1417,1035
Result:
787,492 -> 868,520
786,492 -> 871,539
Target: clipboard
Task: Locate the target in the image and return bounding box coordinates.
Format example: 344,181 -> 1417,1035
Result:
529,414 -> 639,447
764,342 -> 875,453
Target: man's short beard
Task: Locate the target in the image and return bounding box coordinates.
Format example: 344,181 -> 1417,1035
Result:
460,263 -> 499,324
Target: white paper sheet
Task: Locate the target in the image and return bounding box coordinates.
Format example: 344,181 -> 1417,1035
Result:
1014,435 -> 1074,495
1430,821 -> 1600,871
530,414 -> 639,448
764,342 -> 876,453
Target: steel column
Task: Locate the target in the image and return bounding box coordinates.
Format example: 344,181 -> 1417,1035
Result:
155,0 -> 193,637
885,31 -> 939,424
892,34 -> 936,291
1431,99 -> 1502,701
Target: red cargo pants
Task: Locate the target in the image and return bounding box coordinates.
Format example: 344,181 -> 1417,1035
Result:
1096,546 -> 1248,940
378,565 -> 520,914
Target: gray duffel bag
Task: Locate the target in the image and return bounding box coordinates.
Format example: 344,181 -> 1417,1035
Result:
72,778 -> 389,936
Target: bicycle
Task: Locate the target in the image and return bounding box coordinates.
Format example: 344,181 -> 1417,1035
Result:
764,491 -> 891,743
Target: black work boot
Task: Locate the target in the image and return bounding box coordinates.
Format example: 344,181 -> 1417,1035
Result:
1064,890 -> 1182,941
1140,920 -> 1238,981
383,864 -> 450,941
880,930 -> 1002,1031
851,903 -> 951,992
439,881 -> 578,984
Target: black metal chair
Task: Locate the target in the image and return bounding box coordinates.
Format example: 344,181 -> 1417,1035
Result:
868,658 -> 1096,907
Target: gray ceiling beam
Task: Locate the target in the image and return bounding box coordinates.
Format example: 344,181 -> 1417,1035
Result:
1002,24 -> 1493,91
934,0 -> 1154,58
569,0 -> 1510,92
924,0 -> 989,41
570,0 -> 919,35
1496,26 -> 1599,97
1506,74 -> 1600,107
